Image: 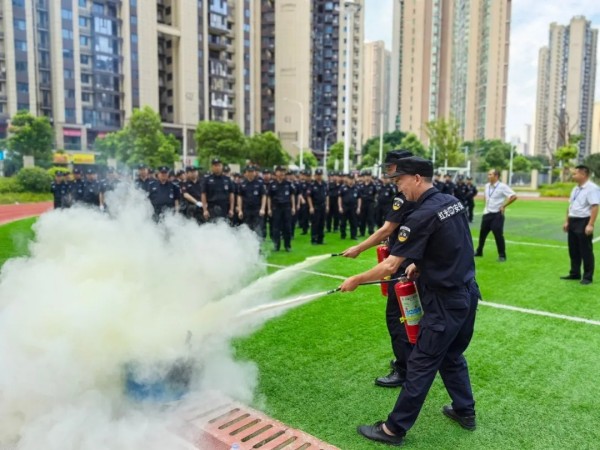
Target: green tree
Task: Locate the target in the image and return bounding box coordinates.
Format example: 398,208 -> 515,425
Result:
425,116 -> 463,167
7,110 -> 55,169
246,131 -> 290,168
358,154 -> 376,169
361,130 -> 407,155
16,167 -> 53,192
584,153 -> 600,179
398,133 -> 427,157
326,142 -> 345,170
195,121 -> 246,165
512,155 -> 531,172
295,149 -> 318,169
485,147 -> 508,170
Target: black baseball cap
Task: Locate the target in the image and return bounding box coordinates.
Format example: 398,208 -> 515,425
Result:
158,166 -> 170,173
244,165 -> 256,172
315,168 -> 323,175
262,168 -> 272,174
73,168 -> 81,175
86,168 -> 96,174
137,164 -> 147,169
385,157 -> 434,178
185,166 -> 197,172
211,158 -> 222,165
382,150 -> 414,167
55,170 -> 64,176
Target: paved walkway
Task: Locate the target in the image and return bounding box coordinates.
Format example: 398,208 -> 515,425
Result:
0,202 -> 53,226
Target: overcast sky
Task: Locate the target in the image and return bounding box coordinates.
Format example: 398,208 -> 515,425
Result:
365,0 -> 600,141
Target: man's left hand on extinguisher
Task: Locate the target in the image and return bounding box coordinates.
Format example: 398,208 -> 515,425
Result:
406,263 -> 420,280
340,276 -> 361,292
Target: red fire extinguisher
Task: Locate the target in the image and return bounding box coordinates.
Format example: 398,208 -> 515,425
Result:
394,280 -> 423,344
376,245 -> 391,296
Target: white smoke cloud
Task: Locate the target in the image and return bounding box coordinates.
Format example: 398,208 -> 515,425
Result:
0,186 -> 326,449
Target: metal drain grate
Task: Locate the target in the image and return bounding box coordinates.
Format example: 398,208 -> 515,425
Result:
179,394 -> 339,450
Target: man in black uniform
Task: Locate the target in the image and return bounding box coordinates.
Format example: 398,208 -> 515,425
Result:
82,168 -> 105,209
262,169 -> 273,240
306,168 -> 328,245
181,166 -> 204,224
69,168 -> 86,204
464,177 -> 478,223
148,166 -> 181,221
358,170 -> 377,236
338,174 -> 361,240
135,164 -> 154,193
326,172 -> 341,232
267,166 -> 296,252
237,165 -> 267,235
433,172 -> 444,191
51,171 -> 70,209
455,176 -> 467,207
341,157 -> 480,446
442,173 -> 456,197
297,170 -> 311,235
341,150 -> 415,388
376,175 -> 397,228
201,158 -> 235,222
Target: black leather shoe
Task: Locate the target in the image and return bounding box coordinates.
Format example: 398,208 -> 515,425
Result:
474,251 -> 482,257
375,368 -> 405,388
357,421 -> 405,446
560,275 -> 580,280
580,279 -> 592,285
442,405 -> 476,430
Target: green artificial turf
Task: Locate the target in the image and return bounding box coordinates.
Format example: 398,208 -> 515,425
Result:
1,202 -> 599,449
0,217 -> 35,266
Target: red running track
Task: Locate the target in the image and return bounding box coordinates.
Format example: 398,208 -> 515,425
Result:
0,202 -> 53,226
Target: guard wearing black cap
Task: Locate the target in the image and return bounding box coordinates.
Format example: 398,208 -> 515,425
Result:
341,156 -> 480,445
358,170 -> 377,236
267,166 -> 296,251
338,174 -> 361,240
69,168 -> 86,204
148,166 -> 181,221
135,164 -> 153,193
82,167 -> 105,209
237,166 -> 267,235
51,171 -> 70,209
201,158 -> 235,222
442,173 -> 456,196
327,172 -> 342,232
181,166 -> 204,224
306,168 -> 328,245
433,173 -> 444,191
341,149 -> 415,388
262,168 -> 273,239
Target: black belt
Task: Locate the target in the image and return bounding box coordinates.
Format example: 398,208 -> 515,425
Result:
568,216 -> 590,221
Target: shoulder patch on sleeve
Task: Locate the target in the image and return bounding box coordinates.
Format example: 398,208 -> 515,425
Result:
436,201 -> 466,222
397,225 -> 410,242
392,197 -> 404,211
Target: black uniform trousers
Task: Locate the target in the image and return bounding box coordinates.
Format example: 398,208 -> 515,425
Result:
185,204 -> 204,225
340,204 -> 358,239
386,280 -> 414,378
466,200 -> 475,223
243,208 -> 264,236
386,280 -> 479,435
476,212 -> 506,257
298,204 -> 309,234
567,217 -> 594,281
310,205 -> 326,244
208,202 -> 230,222
271,206 -> 292,250
326,200 -> 340,232
359,200 -> 376,236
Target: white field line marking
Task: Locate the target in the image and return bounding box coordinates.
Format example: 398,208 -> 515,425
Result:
266,264 -> 600,327
593,236 -> 600,243
471,237 -> 566,249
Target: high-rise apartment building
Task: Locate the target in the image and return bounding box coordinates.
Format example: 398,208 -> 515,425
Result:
389,0 -> 511,143
0,0 -> 253,163
362,40 -> 390,142
273,0 -> 364,163
534,17 -> 598,159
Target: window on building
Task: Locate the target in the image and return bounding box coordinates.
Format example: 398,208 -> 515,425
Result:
15,61 -> 27,71
80,35 -> 90,46
13,19 -> 26,30
80,54 -> 90,65
81,73 -> 91,83
65,108 -> 76,121
64,69 -> 74,79
17,82 -> 29,93
15,40 -> 27,51
17,103 -> 29,111
94,17 -> 114,35
92,2 -> 103,14
62,29 -> 73,40
82,92 -> 91,102
63,49 -> 73,59
12,0 -> 25,7
66,89 -> 75,99
79,0 -> 87,6
61,9 -> 73,20
131,34 -> 138,43
79,16 -> 90,27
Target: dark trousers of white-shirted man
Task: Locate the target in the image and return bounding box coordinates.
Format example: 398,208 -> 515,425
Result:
475,169 -> 517,262
562,165 -> 599,285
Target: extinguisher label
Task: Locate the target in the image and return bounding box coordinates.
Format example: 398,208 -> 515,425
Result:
400,294 -> 423,326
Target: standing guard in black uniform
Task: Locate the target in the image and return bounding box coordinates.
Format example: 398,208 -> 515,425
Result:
442,173 -> 456,197
237,166 -> 267,236
134,164 -> 154,193
51,171 -> 70,209
148,166 -> 181,221
267,166 -> 296,252
338,174 -> 362,240
262,169 -> 273,240
341,157 -> 480,446
455,176 -> 467,207
326,172 -> 341,232
464,177 -> 478,223
376,175 -> 397,228
358,170 -> 377,236
181,166 -> 204,224
201,158 -> 235,222
433,172 -> 444,191
69,168 -> 86,204
81,168 -> 105,209
297,170 -> 311,235
306,168 -> 328,245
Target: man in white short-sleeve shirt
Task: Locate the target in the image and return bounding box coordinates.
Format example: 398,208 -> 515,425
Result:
561,165 -> 599,285
474,169 -> 517,261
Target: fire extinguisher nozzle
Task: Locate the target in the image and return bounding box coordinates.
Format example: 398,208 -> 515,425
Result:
327,287 -> 341,294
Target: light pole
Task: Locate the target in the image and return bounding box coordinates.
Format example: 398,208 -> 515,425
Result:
342,1 -> 361,174
323,130 -> 336,176
283,97 -> 304,169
